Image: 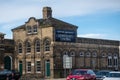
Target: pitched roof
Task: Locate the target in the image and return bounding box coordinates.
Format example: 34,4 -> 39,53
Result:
12,17 -> 78,31
0,32 -> 5,35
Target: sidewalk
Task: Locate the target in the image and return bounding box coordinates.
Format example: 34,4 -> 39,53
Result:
45,78 -> 66,80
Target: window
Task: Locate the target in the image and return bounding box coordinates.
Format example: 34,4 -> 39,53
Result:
113,54 -> 118,67
64,51 -> 68,55
26,41 -> 31,53
36,61 -> 41,72
86,52 -> 91,57
108,56 -> 112,67
92,52 -> 97,57
27,26 -> 32,34
45,39 -> 50,51
33,25 -> 37,33
80,52 -> 84,56
102,53 -> 106,57
18,43 -> 22,53
70,51 -> 75,56
27,62 -> 31,72
35,40 -> 40,53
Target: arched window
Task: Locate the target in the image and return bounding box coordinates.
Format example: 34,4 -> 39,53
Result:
92,52 -> 97,57
80,51 -> 84,57
108,55 -> 112,67
18,43 -> 22,53
102,53 -> 106,57
35,40 -> 40,52
70,51 -> 75,56
63,51 -> 68,55
44,39 -> 50,51
26,41 -> 31,53
86,52 -> 91,57
113,54 -> 118,67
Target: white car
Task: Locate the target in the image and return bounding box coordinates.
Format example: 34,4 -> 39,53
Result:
103,71 -> 120,80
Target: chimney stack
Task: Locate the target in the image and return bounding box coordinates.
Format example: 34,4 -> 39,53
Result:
43,7 -> 52,19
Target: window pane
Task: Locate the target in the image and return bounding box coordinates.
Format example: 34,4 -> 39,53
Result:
33,25 -> 37,33
35,40 -> 40,52
36,61 -> 41,72
27,26 -> 32,34
27,62 -> 31,72
26,42 -> 31,53
18,43 -> 22,53
45,40 -> 50,51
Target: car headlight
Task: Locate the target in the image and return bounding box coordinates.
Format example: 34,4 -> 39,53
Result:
66,76 -> 70,80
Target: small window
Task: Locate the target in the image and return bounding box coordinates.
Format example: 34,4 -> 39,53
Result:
102,53 -> 106,57
86,52 -> 91,57
92,52 -> 97,57
18,43 -> 22,53
33,25 -> 37,33
70,51 -> 75,56
27,62 -> 31,72
64,51 -> 68,55
27,26 -> 32,34
36,61 -> 41,72
80,52 -> 84,56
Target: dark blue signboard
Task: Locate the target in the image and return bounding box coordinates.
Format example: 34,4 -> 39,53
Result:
55,30 -> 76,42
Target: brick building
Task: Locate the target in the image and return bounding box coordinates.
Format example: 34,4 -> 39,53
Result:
0,7 -> 120,79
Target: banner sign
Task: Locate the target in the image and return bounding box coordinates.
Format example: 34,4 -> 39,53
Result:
55,30 -> 76,42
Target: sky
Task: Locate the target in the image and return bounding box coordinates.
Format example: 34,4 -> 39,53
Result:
0,0 -> 120,41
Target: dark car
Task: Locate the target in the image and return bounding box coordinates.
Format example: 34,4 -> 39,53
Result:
66,69 -> 96,80
96,70 -> 111,80
0,69 -> 21,80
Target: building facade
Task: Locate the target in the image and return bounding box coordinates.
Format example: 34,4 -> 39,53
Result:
0,7 -> 120,78
0,33 -> 14,71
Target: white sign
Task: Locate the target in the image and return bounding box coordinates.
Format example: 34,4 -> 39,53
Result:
63,55 -> 72,69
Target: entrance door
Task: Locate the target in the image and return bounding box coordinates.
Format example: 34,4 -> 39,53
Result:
4,56 -> 11,70
45,60 -> 50,77
19,61 -> 23,75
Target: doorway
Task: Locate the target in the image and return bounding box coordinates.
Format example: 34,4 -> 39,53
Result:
19,61 -> 23,75
4,56 -> 12,70
45,60 -> 50,77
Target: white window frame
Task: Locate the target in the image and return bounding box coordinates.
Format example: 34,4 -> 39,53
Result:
113,56 -> 118,67
92,52 -> 97,57
80,52 -> 84,57
108,56 -> 112,67
45,40 -> 50,51
26,41 -> 31,53
36,61 -> 41,73
86,52 -> 91,57
35,40 -> 40,53
27,26 -> 32,34
70,51 -> 75,56
33,25 -> 38,33
27,62 -> 31,73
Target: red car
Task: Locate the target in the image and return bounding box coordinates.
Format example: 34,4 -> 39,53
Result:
66,69 -> 96,80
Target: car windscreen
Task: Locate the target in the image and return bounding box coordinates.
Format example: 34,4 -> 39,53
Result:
96,72 -> 109,76
71,70 -> 87,75
109,73 -> 120,77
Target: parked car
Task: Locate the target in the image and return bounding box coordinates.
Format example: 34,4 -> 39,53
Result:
103,71 -> 120,80
96,70 -> 111,80
66,69 -> 96,80
0,69 -> 21,80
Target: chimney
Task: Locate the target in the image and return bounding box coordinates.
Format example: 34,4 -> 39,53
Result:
43,7 -> 52,19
